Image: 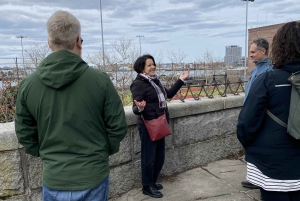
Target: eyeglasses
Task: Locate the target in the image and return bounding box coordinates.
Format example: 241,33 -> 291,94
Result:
76,37 -> 83,44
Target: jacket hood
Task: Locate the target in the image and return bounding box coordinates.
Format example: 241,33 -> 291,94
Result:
36,50 -> 88,89
281,60 -> 300,73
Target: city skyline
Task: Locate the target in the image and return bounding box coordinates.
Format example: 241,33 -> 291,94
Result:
0,0 -> 299,64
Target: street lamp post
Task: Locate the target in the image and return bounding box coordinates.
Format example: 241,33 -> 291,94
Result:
100,0 -> 105,71
16,35 -> 26,72
136,35 -> 144,56
241,0 -> 254,81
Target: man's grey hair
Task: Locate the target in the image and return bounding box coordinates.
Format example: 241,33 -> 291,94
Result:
252,38 -> 269,55
47,10 -> 81,50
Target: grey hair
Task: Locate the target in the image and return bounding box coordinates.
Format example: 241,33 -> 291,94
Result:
47,10 -> 81,50
251,38 -> 269,55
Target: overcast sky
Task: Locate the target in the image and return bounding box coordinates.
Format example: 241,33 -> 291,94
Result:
0,0 -> 299,65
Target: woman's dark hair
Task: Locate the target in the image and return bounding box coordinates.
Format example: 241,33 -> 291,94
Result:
270,21 -> 300,68
133,54 -> 156,73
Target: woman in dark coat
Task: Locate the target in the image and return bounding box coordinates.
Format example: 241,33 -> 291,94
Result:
237,21 -> 300,201
130,54 -> 189,198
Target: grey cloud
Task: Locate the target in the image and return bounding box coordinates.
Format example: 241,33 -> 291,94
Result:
149,5 -> 199,20
206,30 -> 245,38
143,36 -> 170,44
269,4 -> 300,14
107,9 -> 133,19
146,27 -> 178,33
141,5 -> 201,30
188,20 -> 242,30
2,0 -> 100,10
168,0 -> 294,12
169,0 -> 243,11
106,1 -> 150,19
149,39 -> 170,44
168,18 -> 200,26
1,0 -> 149,16
130,22 -> 157,28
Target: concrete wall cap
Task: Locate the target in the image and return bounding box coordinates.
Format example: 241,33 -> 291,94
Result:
124,95 -> 244,126
0,122 -> 19,151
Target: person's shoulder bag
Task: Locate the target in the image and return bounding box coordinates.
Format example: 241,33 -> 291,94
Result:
141,111 -> 171,141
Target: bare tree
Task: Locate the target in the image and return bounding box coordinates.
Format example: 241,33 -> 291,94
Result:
167,49 -> 187,64
110,36 -> 140,65
25,42 -> 50,68
199,49 -> 227,84
195,49 -> 215,84
85,50 -> 113,71
109,37 -> 140,105
153,49 -> 164,75
214,56 -> 225,69
85,36 -> 140,105
202,49 -> 214,70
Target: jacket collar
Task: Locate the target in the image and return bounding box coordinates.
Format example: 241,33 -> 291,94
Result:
256,57 -> 270,68
281,60 -> 300,73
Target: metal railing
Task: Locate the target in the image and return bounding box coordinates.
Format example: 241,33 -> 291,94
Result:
173,78 -> 246,102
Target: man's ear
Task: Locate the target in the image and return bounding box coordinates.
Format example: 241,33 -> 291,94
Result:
48,38 -> 56,52
261,48 -> 266,55
48,38 -> 52,49
76,37 -> 82,50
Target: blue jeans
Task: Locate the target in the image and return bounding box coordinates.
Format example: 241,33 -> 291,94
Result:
138,124 -> 165,186
42,176 -> 109,201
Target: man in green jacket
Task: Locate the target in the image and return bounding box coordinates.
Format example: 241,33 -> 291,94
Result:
15,10 -> 127,201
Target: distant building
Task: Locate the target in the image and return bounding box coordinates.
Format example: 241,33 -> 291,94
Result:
224,45 -> 242,67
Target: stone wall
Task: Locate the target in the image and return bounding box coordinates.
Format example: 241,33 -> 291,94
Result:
0,95 -> 244,200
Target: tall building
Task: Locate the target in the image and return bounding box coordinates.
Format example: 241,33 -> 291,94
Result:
224,45 -> 242,67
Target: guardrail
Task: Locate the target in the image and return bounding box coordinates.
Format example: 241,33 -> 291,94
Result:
174,79 -> 246,102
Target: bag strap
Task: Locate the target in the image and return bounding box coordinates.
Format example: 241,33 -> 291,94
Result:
266,109 -> 287,128
141,110 -> 166,122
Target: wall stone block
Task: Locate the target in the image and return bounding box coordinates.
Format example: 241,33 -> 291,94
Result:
109,160 -> 141,197
3,195 -> 26,201
109,131 -> 132,167
30,189 -> 42,201
0,122 -> 19,151
0,150 -> 24,198
162,134 -> 243,176
27,155 -> 43,190
173,108 -> 239,146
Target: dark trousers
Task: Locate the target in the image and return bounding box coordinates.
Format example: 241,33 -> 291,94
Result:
260,188 -> 300,201
138,124 -> 165,186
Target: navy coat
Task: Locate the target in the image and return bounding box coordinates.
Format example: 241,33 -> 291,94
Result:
237,60 -> 300,180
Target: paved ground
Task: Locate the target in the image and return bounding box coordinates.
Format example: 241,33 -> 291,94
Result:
109,159 -> 261,201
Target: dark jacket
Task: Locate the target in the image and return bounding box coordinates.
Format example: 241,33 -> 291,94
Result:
15,50 -> 127,190
237,60 -> 300,180
130,74 -> 184,125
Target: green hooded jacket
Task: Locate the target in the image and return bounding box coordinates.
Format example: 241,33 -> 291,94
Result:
15,50 -> 127,190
